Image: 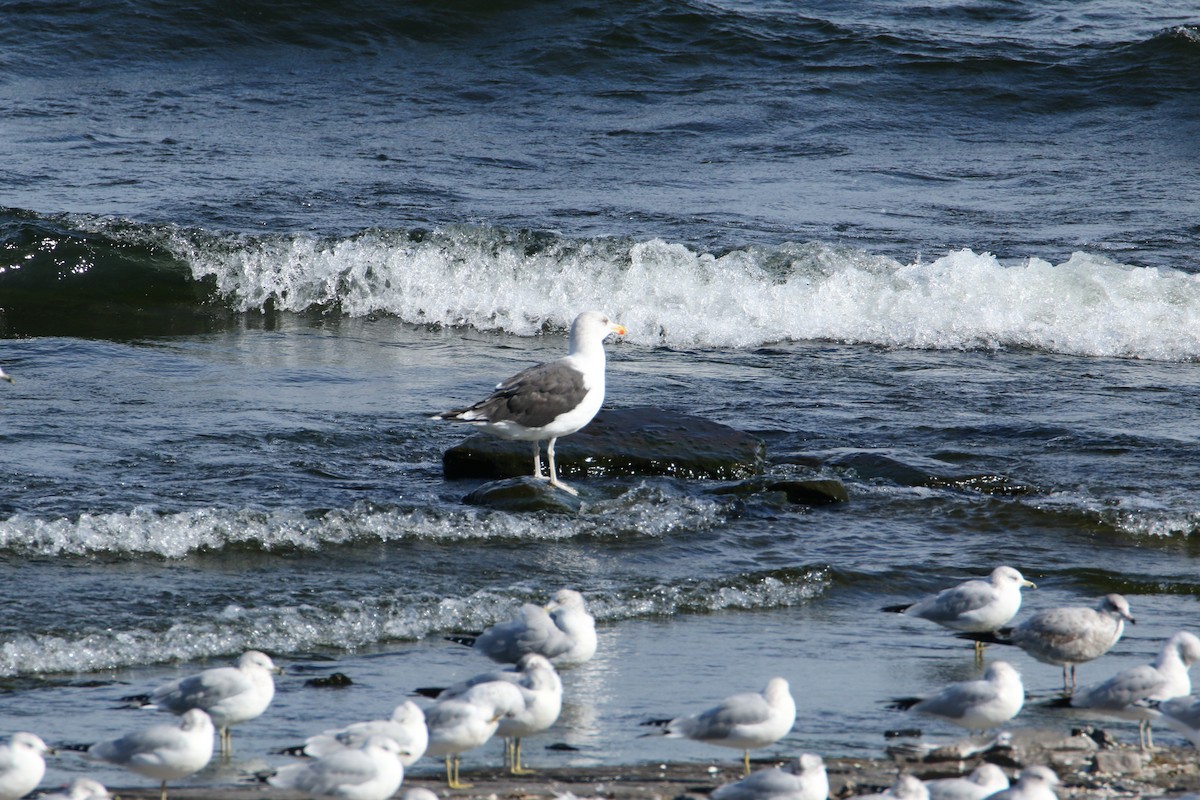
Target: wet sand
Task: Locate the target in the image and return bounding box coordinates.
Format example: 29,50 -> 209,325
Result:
90,728 -> 1200,800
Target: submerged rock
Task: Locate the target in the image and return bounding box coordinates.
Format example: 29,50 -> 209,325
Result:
711,478 -> 849,506
442,406 -> 766,481
463,476 -> 584,514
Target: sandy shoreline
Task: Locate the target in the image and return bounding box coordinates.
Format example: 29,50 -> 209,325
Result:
75,728 -> 1200,800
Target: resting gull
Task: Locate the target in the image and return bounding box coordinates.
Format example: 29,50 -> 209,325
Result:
299,700 -> 428,766
85,708 -> 214,800
924,764 -> 1009,800
37,778 -> 111,800
448,588 -> 597,667
268,735 -> 407,800
888,661 -> 1024,733
643,677 -> 796,777
0,732 -> 52,800
884,567 -> 1035,649
982,766 -> 1059,800
710,753 -> 828,800
434,310 -> 625,495
958,594 -> 1134,691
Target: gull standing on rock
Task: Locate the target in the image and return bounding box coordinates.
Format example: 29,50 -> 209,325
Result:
888,661 -> 1024,733
883,567 -> 1036,649
0,732 -> 52,800
434,311 -> 626,496
85,708 -> 215,800
958,594 -> 1134,691
268,734 -> 407,800
1060,630 -> 1200,749
143,650 -> 281,754
711,753 -> 828,800
449,588 -> 598,667
643,677 -> 797,777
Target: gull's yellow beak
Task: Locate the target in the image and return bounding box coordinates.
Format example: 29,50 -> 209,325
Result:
1022,579 -> 1037,589
611,323 -> 627,336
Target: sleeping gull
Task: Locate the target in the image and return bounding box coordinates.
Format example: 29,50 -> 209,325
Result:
85,708 -> 214,800
957,594 -> 1134,691
888,661 -> 1024,732
924,764 -> 1009,800
981,766 -> 1059,800
1058,630 -> 1200,749
434,310 -> 625,495
299,701 -> 428,766
710,753 -> 828,800
269,734 -> 406,800
141,650 -> 280,754
37,778 -> 110,800
884,567 -> 1035,648
0,732 -> 52,800
420,653 -> 562,774
643,677 -> 796,776
449,588 -> 597,667
423,679 -> 525,788
854,774 -> 929,800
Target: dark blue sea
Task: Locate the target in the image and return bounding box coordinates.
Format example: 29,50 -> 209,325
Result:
3,0 -> 1200,791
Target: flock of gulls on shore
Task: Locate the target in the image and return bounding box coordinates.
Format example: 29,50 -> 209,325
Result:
2,575 -> 1200,800
4,317 -> 1200,800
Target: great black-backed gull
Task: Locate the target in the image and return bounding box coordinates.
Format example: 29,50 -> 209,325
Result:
434,311 -> 625,495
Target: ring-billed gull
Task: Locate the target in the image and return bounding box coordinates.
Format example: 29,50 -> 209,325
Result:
0,732 -> 52,800
424,653 -> 562,774
981,765 -> 1058,800
300,701 -> 428,766
958,594 -> 1134,691
924,764 -> 1009,800
884,568 -> 1035,647
142,650 -> 281,754
449,588 -> 598,667
643,677 -> 796,776
423,679 -> 525,788
269,734 -> 407,800
86,708 -> 215,800
710,753 -> 828,800
888,661 -> 1024,732
1150,694 -> 1200,747
434,310 -> 626,495
36,778 -> 110,800
854,774 -> 929,800
1058,630 -> 1200,749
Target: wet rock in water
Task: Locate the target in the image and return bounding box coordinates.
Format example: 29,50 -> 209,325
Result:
711,477 -> 849,505
442,406 -> 765,481
304,672 -> 353,688
463,476 -> 584,514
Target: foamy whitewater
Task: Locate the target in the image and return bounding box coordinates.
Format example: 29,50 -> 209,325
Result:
2,0 -> 1200,791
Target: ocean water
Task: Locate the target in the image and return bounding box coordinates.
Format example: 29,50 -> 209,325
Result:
3,0 -> 1200,791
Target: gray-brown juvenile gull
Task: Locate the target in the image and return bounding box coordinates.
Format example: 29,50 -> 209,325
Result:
958,593 -> 1134,691
434,310 -> 625,495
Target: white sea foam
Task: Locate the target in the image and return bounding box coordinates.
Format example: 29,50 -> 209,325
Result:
0,489 -> 725,558
0,571 -> 826,677
162,225 -> 1200,360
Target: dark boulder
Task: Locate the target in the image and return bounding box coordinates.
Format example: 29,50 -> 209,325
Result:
463,476 -> 583,514
442,406 -> 766,481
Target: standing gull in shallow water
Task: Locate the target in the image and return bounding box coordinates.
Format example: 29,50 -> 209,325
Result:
643,677 -> 796,777
143,650 -> 280,754
434,311 -> 626,495
958,593 -> 1134,691
884,567 -> 1036,649
888,661 -> 1024,733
